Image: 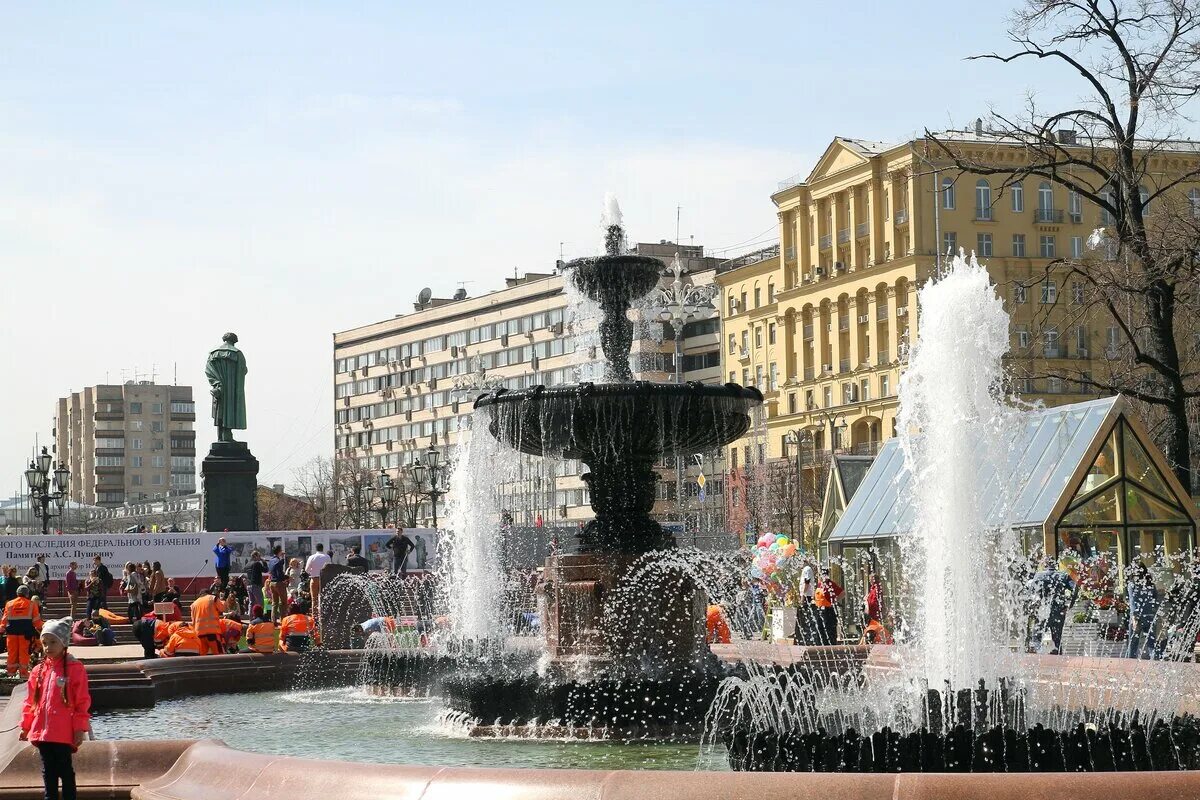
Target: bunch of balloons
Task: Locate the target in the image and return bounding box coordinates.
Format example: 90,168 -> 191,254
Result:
749,532 -> 804,601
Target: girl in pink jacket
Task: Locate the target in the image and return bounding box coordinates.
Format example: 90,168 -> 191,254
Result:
20,617 -> 90,800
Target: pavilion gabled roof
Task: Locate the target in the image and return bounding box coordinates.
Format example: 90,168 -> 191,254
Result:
828,396 -> 1131,542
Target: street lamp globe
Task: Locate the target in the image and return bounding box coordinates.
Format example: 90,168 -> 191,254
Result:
37,447 -> 52,475
24,462 -> 41,491
425,446 -> 440,471
412,459 -> 427,486
381,481 -> 397,504
54,463 -> 70,494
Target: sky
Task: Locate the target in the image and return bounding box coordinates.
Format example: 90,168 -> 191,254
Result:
0,2 -> 1098,495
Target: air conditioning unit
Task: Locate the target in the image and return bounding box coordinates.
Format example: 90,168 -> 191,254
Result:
804,273 -> 814,283
525,330 -> 535,340
386,440 -> 393,451
501,334 -> 510,346
389,359 -> 399,368
405,410 -> 413,422
834,261 -> 846,272
403,357 -> 412,368
450,346 -> 459,358
551,321 -> 564,335
858,314 -> 869,324
342,397 -> 350,407
452,401 -> 460,414
897,307 -> 909,316
815,266 -> 825,276
822,363 -> 833,373
350,369 -> 357,378
362,365 -> 370,376
429,377 -> 438,390
1077,348 -> 1090,359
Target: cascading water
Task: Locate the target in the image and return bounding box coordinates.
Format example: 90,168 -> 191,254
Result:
895,250 -> 1025,691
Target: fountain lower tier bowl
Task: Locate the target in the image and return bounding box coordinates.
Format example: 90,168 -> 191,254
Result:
474,381 -> 763,460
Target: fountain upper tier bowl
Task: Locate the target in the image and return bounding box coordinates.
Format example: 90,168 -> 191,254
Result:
566,254 -> 663,308
474,381 -> 763,460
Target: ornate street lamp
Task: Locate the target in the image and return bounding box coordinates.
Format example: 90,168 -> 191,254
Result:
24,446 -> 70,535
365,469 -> 400,528
411,444 -> 450,529
648,254 -> 719,525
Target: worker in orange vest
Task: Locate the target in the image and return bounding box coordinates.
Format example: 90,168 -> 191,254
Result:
161,624 -> 202,657
189,588 -> 224,656
245,605 -> 277,654
218,614 -> 244,654
705,603 -> 732,644
279,603 -> 318,652
1,586 -> 44,677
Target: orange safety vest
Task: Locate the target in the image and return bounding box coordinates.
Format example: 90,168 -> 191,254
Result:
190,595 -> 223,637
279,614 -> 317,649
163,627 -> 201,657
1,597 -> 43,637
246,620 -> 276,653
152,619 -> 171,646
219,618 -> 243,645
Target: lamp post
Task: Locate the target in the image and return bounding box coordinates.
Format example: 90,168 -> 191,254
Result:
25,446 -> 70,535
784,429 -> 814,545
411,444 -> 450,529
364,469 -> 400,528
649,254 -> 719,526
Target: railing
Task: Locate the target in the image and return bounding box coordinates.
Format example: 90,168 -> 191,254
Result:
850,441 -> 884,456
975,206 -> 993,221
1035,208 -> 1064,223
1069,212 -> 1082,224
856,222 -> 869,238
819,234 -> 832,250
1044,347 -> 1063,358
894,209 -> 909,224
876,304 -> 889,320
800,448 -> 832,466
837,228 -> 850,244
716,242 -> 780,273
778,172 -> 806,191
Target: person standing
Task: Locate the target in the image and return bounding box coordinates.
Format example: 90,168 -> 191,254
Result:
91,557 -> 112,611
2,586 -> 44,678
1126,562 -> 1160,659
386,528 -> 415,577
189,588 -> 224,656
304,545 -> 332,619
1028,557 -> 1077,654
346,547 -> 370,574
213,537 -> 233,589
267,546 -> 288,624
27,556 -> 49,601
148,562 -> 168,603
20,618 -> 90,800
813,568 -> 844,646
63,563 -> 79,622
245,551 -> 267,612
121,562 -> 146,620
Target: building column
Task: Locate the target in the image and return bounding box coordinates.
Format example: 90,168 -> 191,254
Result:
817,304 -> 830,375
867,293 -> 880,368
848,297 -> 863,370
906,169 -> 919,255
847,189 -> 859,271
831,301 -> 845,374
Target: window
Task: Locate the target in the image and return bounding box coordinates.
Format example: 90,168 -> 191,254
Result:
788,393 -> 797,414
805,389 -> 815,410
1014,284 -> 1028,304
1070,236 -> 1084,259
1107,326 -> 1120,354
151,474 -> 163,486
128,420 -> 144,431
1139,185 -> 1150,214
730,448 -> 738,471
129,402 -> 142,414
755,366 -> 764,387
130,438 -> 142,451
727,295 -> 737,316
151,402 -> 163,414
1044,328 -> 1060,356
170,402 -> 194,414
1072,281 -> 1085,304
131,474 -> 143,487
1069,190 -> 1082,221
942,177 -> 955,209
728,334 -> 736,354
975,179 -> 992,219
754,287 -> 762,307
1038,182 -> 1053,211
976,233 -> 993,257
1190,188 -> 1200,219
1075,325 -> 1089,355
842,382 -> 855,404
769,363 -> 778,390
152,455 -> 165,468
1012,234 -> 1026,257
860,378 -> 870,401
742,368 -> 749,386
768,323 -> 776,345
943,231 -> 957,254
741,330 -> 749,351
728,371 -> 736,383
130,456 -> 143,468
95,456 -> 123,467
151,421 -> 164,433
1040,280 -> 1057,304
1011,182 -> 1024,212
823,386 -> 833,408
1017,326 -> 1031,349
1039,235 -> 1056,258
754,327 -> 763,348
740,291 -> 747,310
880,374 -> 890,397
768,283 -> 776,303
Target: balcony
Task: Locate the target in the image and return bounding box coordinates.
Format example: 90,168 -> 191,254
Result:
837,228 -> 850,244
975,206 -> 993,221
850,441 -> 884,456
839,358 -> 851,373
876,304 -> 889,320
803,367 -> 814,381
1035,208 -> 1064,224
170,410 -> 197,422
856,222 -> 869,239
819,234 -> 832,250
737,347 -> 751,362
1044,347 -> 1063,358
94,410 -> 124,421
894,209 -> 909,225
877,351 -> 890,365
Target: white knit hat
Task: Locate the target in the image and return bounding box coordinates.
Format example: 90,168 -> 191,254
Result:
41,617 -> 72,647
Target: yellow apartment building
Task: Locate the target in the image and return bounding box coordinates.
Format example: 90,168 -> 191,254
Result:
717,130 -> 1200,541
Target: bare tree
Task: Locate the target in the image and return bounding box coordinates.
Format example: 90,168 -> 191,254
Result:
928,0 -> 1200,489
292,456 -> 341,529
764,458 -> 801,540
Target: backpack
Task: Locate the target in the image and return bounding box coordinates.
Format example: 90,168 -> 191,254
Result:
99,565 -> 114,589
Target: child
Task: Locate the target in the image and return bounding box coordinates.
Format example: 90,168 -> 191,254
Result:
20,617 -> 91,800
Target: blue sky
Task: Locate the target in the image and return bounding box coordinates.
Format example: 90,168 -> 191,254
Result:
0,2 -> 1135,496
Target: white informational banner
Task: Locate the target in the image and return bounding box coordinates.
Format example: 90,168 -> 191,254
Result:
0,528 -> 437,586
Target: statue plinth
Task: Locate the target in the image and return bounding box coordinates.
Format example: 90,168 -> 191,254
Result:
201,440 -> 259,532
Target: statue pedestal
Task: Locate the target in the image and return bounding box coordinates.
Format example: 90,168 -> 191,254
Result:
201,441 -> 259,532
